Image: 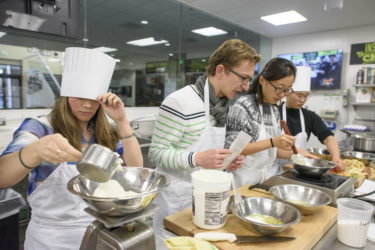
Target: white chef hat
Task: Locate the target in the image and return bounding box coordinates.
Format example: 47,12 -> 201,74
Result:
60,47 -> 116,100
293,66 -> 311,92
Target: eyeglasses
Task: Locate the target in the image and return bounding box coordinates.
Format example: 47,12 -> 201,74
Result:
229,69 -> 252,84
294,93 -> 310,100
266,79 -> 294,96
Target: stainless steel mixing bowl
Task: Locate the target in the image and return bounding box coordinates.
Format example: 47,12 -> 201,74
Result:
340,150 -> 375,166
67,167 -> 169,216
291,157 -> 336,178
230,197 -> 301,235
269,184 -> 332,215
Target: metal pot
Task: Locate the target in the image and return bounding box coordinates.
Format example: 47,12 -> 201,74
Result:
352,134 -> 375,152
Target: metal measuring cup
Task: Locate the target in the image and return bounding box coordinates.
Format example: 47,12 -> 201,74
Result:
76,144 -> 121,183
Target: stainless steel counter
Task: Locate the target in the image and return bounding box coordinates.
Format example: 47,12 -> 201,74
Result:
313,217 -> 375,250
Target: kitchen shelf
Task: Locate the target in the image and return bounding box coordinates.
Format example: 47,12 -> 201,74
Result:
354,84 -> 375,87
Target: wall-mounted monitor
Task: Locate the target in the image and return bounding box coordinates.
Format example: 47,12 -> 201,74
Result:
278,49 -> 343,90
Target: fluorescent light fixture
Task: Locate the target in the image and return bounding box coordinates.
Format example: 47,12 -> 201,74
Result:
165,43 -> 170,46
126,37 -> 168,47
92,46 -> 118,53
191,27 -> 227,37
0,32 -> 6,38
169,53 -> 173,56
141,20 -> 148,24
261,11 -> 307,26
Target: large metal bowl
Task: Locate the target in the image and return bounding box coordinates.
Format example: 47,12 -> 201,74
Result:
291,157 -> 336,178
67,167 -> 169,216
341,150 -> 375,166
269,184 -> 332,215
230,197 -> 301,235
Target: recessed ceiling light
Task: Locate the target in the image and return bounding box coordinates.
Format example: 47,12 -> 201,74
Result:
201,59 -> 206,62
165,43 -> 170,46
169,53 -> 173,56
0,32 -> 6,38
261,11 -> 307,26
191,27 -> 228,37
92,46 -> 118,53
126,37 -> 168,47
141,20 -> 148,24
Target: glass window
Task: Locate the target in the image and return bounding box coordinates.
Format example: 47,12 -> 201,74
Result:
0,0 -> 269,109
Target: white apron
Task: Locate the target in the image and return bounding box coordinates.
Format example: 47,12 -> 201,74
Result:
153,79 -> 226,249
25,162 -> 93,250
282,103 -> 308,148
233,105 -> 280,187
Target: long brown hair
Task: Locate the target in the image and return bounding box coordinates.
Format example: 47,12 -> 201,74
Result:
248,58 -> 296,104
50,97 -> 119,151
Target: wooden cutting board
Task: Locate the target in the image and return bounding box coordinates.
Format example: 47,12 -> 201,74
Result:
164,185 -> 337,250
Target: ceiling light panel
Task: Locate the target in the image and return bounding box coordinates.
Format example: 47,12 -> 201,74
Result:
191,27 -> 228,37
126,37 -> 168,47
261,11 -> 307,26
92,47 -> 118,53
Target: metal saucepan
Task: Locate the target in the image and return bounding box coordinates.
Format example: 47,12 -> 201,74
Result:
352,134 -> 375,153
341,130 -> 375,153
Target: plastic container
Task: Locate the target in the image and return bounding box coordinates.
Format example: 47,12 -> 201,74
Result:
191,170 -> 231,229
337,198 -> 374,248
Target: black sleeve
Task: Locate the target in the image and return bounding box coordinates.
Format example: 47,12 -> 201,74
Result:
303,109 -> 334,143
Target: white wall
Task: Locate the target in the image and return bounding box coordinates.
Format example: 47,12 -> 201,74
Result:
272,24 -> 375,149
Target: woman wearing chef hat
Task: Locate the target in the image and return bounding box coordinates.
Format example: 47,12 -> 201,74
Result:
280,66 -> 344,170
0,47 -> 143,249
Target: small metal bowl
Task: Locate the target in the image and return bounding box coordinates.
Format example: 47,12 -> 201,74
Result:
291,157 -> 336,178
307,148 -> 332,161
269,184 -> 332,215
230,197 -> 301,235
67,167 -> 169,216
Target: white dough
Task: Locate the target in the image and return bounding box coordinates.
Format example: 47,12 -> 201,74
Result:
93,179 -> 138,198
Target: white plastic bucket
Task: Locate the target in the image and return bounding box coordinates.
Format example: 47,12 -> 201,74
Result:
191,169 -> 231,229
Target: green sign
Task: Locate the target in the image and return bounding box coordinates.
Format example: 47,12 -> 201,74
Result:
350,41 -> 375,65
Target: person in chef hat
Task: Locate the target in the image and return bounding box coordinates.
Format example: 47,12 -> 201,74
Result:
0,47 -> 143,249
280,66 -> 344,170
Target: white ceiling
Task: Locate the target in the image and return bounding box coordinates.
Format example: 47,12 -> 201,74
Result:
179,0 -> 375,38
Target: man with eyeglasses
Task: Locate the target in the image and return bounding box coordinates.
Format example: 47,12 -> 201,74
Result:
281,66 -> 344,170
149,39 -> 261,248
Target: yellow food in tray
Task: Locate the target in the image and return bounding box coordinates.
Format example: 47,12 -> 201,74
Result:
334,159 -> 375,187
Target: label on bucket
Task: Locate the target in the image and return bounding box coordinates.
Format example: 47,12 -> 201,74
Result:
192,187 -> 229,229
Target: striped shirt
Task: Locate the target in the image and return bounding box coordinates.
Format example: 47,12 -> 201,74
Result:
1,116 -> 124,194
148,85 -> 216,170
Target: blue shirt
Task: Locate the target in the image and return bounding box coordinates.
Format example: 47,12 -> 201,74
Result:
1,116 -> 123,194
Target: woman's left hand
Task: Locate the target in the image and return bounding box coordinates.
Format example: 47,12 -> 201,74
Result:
97,93 -> 127,123
225,155 -> 244,171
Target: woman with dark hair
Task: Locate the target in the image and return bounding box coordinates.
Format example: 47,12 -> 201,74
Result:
0,48 -> 143,249
226,58 -> 299,186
